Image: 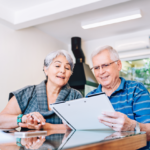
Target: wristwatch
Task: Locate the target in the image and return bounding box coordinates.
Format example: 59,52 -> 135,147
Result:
134,121 -> 140,133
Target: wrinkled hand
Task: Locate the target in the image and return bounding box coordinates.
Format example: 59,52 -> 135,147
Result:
62,121 -> 72,131
21,136 -> 45,149
19,112 -> 46,130
98,111 -> 136,131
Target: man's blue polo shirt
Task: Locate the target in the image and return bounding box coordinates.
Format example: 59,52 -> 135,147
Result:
86,77 -> 150,123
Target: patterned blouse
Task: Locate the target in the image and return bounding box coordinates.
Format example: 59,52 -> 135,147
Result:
9,80 -> 82,124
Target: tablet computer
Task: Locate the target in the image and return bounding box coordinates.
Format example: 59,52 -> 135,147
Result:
50,92 -> 115,130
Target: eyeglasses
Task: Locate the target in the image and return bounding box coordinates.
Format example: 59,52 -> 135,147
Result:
90,60 -> 118,71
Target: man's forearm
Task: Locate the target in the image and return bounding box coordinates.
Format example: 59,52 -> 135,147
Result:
139,123 -> 150,132
130,120 -> 150,133
42,123 -> 66,130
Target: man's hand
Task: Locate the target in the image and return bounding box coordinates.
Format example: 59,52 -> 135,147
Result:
19,112 -> 46,130
98,111 -> 136,131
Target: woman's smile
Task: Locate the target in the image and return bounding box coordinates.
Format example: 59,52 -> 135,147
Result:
56,75 -> 65,79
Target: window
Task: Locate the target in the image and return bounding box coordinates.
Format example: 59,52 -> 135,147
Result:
120,58 -> 150,92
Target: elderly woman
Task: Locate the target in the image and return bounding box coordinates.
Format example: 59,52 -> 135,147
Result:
0,50 -> 82,130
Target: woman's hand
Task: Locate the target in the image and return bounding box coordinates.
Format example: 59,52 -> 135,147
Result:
21,136 -> 45,149
62,121 -> 72,130
28,112 -> 46,125
19,112 -> 46,130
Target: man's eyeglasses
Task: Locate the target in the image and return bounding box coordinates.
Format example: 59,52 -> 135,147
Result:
90,60 -> 119,71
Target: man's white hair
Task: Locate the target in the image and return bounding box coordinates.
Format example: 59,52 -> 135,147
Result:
91,46 -> 120,61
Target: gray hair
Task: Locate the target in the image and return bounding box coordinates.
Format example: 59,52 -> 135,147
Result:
91,46 -> 120,61
44,50 -> 74,71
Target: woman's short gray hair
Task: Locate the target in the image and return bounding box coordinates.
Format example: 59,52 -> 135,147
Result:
91,46 -> 120,61
44,50 -> 74,71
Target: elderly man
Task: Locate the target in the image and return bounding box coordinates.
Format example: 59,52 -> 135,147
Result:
86,46 -> 150,133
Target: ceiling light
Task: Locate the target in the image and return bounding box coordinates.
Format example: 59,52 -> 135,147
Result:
82,9 -> 142,29
120,50 -> 150,59
115,36 -> 150,52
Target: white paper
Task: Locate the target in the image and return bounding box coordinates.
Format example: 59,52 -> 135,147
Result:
0,130 -> 15,144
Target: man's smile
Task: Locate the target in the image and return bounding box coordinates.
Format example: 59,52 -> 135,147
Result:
100,75 -> 109,80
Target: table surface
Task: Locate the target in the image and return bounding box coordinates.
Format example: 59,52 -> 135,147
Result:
0,130 -> 148,150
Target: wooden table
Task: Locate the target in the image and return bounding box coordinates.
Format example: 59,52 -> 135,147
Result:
0,130 -> 147,150
66,133 -> 146,150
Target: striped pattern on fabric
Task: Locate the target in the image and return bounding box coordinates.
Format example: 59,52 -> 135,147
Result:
86,77 -> 150,123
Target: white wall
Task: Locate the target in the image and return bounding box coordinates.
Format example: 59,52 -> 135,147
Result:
68,29 -> 150,68
0,24 -> 68,111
